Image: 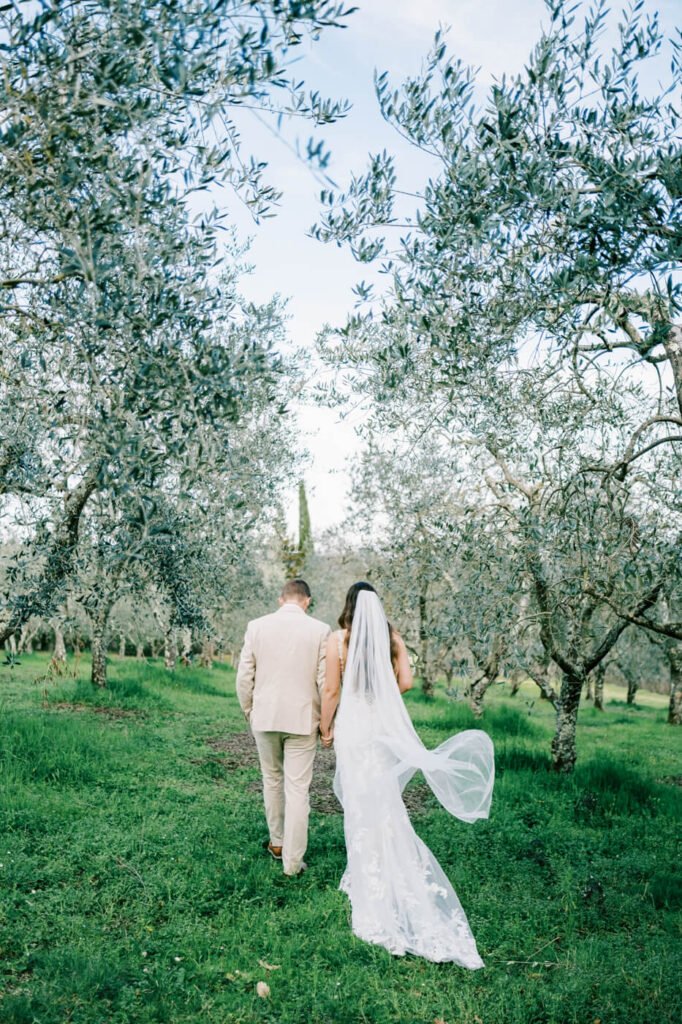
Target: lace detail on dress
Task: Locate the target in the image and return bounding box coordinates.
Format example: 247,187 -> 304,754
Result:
334,693 -> 486,967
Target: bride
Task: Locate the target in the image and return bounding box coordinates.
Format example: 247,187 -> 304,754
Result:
320,582 -> 494,967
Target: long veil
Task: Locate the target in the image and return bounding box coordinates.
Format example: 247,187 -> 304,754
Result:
333,590 -> 494,823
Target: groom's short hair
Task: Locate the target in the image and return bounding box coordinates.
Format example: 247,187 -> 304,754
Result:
281,578 -> 311,601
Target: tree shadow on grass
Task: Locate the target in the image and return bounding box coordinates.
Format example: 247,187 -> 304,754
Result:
1,711 -> 137,787
483,703 -> 545,739
496,746 -> 679,822
119,659 -> 231,698
48,675 -> 168,713
573,755 -> 677,819
156,672 -> 228,697
495,743 -> 551,775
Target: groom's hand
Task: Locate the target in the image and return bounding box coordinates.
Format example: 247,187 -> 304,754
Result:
320,730 -> 334,749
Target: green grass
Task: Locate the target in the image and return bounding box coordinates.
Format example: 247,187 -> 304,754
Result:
0,654 -> 679,1024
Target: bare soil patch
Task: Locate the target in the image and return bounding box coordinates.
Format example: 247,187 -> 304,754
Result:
51,702 -> 142,719
657,775 -> 682,787
203,730 -> 433,815
205,730 -> 260,768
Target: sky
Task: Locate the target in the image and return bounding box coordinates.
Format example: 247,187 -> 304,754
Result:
221,0 -> 680,539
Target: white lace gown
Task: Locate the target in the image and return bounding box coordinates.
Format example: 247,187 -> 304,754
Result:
333,631 -> 492,967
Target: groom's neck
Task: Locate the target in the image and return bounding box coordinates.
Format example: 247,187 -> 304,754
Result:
279,598 -> 309,612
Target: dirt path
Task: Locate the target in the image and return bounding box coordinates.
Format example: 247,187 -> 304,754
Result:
204,730 -> 434,815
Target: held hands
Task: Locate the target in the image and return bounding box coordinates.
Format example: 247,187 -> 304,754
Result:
320,728 -> 334,749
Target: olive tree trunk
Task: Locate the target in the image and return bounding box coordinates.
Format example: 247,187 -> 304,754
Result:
118,634 -> 126,658
551,672 -> 585,773
90,621 -> 108,688
468,637 -> 504,718
85,597 -> 115,688
180,628 -> 192,666
469,671 -> 494,717
666,643 -> 682,725
508,669 -> 523,696
526,656 -> 559,706
418,590 -> 434,697
18,619 -> 39,654
626,672 -> 638,706
164,628 -> 177,671
593,662 -> 605,711
53,624 -> 67,664
200,636 -> 215,669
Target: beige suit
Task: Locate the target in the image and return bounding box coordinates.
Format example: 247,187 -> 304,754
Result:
236,603 -> 330,874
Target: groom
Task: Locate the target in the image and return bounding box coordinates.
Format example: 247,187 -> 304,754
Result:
236,579 -> 331,876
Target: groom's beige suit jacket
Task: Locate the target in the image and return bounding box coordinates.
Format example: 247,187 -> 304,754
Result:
236,603 -> 331,735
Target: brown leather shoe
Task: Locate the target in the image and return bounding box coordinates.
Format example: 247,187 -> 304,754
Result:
265,841 -> 282,861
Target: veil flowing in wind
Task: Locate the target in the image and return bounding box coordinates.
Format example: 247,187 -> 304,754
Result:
333,589 -> 494,966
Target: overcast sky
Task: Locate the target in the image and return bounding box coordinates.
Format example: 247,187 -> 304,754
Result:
221,0 -> 679,538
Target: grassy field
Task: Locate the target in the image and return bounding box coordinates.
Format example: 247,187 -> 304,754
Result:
1,653 -> 680,1024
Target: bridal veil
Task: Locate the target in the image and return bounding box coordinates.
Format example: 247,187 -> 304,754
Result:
333,589 -> 494,965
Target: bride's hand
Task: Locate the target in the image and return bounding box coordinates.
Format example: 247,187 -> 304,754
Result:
320,729 -> 334,749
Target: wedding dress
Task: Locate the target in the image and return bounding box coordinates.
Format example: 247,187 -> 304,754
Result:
333,591 -> 494,966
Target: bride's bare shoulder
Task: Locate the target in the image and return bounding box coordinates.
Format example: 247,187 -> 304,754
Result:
326,628 -> 347,651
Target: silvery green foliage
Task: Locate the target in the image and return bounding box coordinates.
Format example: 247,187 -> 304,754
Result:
0,0 -> 352,642
63,352 -> 295,685
316,1 -> 681,413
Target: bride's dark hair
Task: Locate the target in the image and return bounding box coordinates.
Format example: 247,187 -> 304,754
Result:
338,581 -> 399,664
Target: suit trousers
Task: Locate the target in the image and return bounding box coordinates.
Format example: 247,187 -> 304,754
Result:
252,728 -> 318,875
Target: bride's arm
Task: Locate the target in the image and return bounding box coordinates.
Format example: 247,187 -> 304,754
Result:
394,633 -> 414,694
320,633 -> 341,746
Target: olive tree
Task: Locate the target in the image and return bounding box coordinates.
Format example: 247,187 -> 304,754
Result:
322,302 -> 679,769
339,435 -> 528,706
315,0 -> 681,767
456,364 -> 676,768
0,0 -> 352,643
340,439 -> 469,696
